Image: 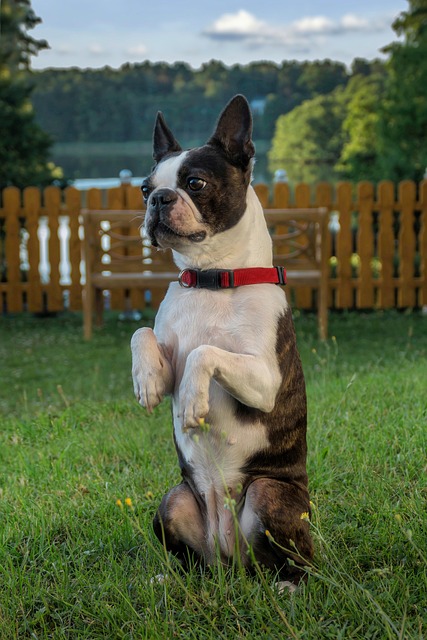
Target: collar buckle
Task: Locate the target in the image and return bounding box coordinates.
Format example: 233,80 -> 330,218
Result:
178,269 -> 192,288
178,268 -> 234,290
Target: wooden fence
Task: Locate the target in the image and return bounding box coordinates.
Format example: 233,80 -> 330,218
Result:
0,180 -> 426,314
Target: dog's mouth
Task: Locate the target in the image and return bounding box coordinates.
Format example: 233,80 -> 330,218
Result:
154,221 -> 207,245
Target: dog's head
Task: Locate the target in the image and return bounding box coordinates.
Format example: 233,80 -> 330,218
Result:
141,95 -> 255,254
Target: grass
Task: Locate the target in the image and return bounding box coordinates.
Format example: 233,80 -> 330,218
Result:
0,310 -> 426,639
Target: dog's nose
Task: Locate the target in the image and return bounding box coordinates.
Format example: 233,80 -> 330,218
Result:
150,188 -> 178,208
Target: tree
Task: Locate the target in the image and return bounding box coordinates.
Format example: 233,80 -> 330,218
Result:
297,60 -> 347,97
378,0 -> 427,180
0,0 -> 59,189
268,88 -> 349,184
336,72 -> 386,182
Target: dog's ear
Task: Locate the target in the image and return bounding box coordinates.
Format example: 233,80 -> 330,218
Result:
207,95 -> 255,169
153,112 -> 182,163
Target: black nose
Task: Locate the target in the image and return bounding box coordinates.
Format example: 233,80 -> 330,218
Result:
150,188 -> 178,208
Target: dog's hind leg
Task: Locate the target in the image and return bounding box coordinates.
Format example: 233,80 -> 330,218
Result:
238,478 -> 313,583
153,482 -> 208,568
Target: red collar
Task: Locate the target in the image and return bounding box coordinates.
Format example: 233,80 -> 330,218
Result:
178,266 -> 286,290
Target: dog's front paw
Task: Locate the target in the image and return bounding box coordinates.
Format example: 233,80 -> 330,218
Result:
178,347 -> 211,430
132,362 -> 166,413
179,387 -> 210,431
131,328 -> 170,413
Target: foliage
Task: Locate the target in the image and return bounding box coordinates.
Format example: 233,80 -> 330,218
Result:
267,60 -> 390,184
0,311 -> 426,638
336,73 -> 386,183
29,59 -> 350,146
0,0 -> 48,68
378,0 -> 427,181
0,0 -> 59,189
268,87 -> 349,183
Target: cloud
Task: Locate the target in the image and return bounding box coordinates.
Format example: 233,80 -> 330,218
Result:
56,45 -> 74,56
126,44 -> 148,57
203,10 -> 393,48
292,16 -> 336,35
88,43 -> 106,56
202,9 -> 268,40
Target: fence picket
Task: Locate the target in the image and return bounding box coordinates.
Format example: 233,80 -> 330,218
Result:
86,189 -> 102,210
254,183 -> 269,207
335,182 -> 353,308
272,182 -> 290,208
44,186 -> 63,311
357,182 -> 375,308
125,185 -> 143,210
4,187 -> 22,312
294,183 -> 312,309
24,187 -> 43,312
377,181 -> 396,308
65,187 -> 82,311
315,183 -> 333,308
123,185 -> 146,310
106,187 -> 126,310
398,181 -> 417,307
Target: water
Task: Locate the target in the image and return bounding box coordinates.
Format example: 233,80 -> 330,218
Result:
54,141 -> 273,187
73,176 -> 144,190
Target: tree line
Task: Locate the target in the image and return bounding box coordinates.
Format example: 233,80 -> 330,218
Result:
30,59 -> 353,145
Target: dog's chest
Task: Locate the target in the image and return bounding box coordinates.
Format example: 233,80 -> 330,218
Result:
157,283 -> 284,381
167,288 -> 240,374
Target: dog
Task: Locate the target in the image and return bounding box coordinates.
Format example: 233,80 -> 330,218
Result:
131,95 -> 313,584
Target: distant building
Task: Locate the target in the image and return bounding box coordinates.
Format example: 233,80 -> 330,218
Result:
274,169 -> 288,183
250,98 -> 267,116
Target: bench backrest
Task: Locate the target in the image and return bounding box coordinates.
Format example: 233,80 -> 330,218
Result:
264,208 -> 329,276
82,207 -> 328,277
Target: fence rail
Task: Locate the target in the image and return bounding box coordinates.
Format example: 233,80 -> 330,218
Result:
1,180 -> 426,314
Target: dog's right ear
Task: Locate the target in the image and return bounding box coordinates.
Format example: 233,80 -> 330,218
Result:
153,112 -> 182,163
207,95 -> 255,169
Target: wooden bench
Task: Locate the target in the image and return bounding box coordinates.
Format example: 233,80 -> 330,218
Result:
82,207 -> 329,340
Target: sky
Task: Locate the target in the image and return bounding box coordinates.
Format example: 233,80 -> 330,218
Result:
29,0 -> 406,70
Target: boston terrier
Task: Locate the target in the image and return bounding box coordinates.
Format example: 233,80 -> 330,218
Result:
131,95 -> 313,584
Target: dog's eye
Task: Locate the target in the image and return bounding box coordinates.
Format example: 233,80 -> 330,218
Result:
187,177 -> 206,192
141,185 -> 152,201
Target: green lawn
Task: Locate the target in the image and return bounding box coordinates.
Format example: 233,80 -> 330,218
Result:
1,311 -> 426,639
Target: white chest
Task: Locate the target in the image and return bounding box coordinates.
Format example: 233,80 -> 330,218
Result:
153,283 -> 287,489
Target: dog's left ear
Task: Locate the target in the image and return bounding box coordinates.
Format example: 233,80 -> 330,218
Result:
207,95 -> 255,169
153,111 -> 182,163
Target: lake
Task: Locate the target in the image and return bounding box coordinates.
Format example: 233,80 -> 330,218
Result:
53,140 -> 273,188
